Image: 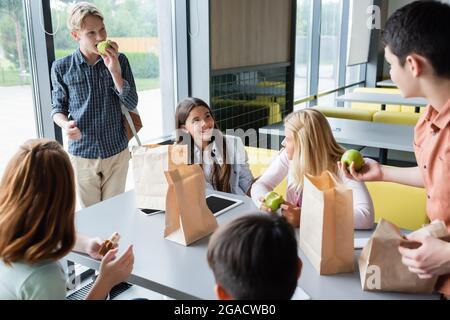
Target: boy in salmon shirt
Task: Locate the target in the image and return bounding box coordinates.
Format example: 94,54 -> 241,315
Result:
340,1 -> 450,299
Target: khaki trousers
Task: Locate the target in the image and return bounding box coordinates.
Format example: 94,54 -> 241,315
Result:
70,148 -> 131,208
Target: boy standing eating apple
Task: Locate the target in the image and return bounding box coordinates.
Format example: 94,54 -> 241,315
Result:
51,2 -> 138,208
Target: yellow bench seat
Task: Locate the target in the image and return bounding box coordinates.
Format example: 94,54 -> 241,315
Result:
313,106 -> 375,122
373,111 -> 421,126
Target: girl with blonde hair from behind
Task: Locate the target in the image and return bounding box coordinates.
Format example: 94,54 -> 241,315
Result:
251,109 -> 374,229
0,139 -> 134,300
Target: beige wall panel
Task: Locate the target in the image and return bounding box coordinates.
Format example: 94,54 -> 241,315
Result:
211,0 -> 291,70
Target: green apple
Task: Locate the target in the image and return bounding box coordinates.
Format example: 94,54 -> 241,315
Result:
341,149 -> 364,172
264,191 -> 284,211
96,40 -> 111,55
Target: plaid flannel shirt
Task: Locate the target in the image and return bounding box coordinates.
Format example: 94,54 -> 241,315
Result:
51,48 -> 138,159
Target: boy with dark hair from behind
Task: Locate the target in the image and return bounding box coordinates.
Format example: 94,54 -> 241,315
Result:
340,0 -> 450,299
207,214 -> 302,300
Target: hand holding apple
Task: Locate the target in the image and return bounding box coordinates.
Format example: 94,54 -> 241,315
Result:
341,149 -> 364,172
338,157 -> 383,182
258,196 -> 273,213
263,191 -> 284,212
96,40 -> 112,55
98,40 -> 122,85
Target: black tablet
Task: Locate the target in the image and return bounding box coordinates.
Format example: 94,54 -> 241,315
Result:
140,208 -> 164,216
206,194 -> 243,217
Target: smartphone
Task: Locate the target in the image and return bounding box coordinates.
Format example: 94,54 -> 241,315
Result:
140,209 -> 164,216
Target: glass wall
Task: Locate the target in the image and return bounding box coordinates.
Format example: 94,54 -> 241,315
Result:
210,66 -> 289,136
0,0 -> 37,176
294,0 -> 366,108
346,64 -> 362,85
294,0 -> 312,101
50,0 -> 164,147
317,0 -> 342,106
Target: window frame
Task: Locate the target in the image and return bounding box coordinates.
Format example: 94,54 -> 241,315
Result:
25,0 -> 61,142
295,0 -> 368,108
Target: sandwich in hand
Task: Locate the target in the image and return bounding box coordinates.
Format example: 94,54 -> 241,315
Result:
98,232 -> 120,256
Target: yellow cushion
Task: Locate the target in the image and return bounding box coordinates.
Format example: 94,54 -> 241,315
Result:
352,87 -> 402,112
266,102 -> 282,125
251,99 -> 282,125
245,147 -> 288,197
401,105 -> 426,113
256,81 -> 286,89
366,182 -> 429,230
313,106 -> 375,122
373,111 -> 421,126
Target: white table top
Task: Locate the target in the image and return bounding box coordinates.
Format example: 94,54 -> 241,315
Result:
67,190 -> 437,300
336,92 -> 427,107
259,117 -> 415,152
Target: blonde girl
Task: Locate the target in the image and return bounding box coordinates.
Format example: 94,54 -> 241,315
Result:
251,109 -> 374,229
